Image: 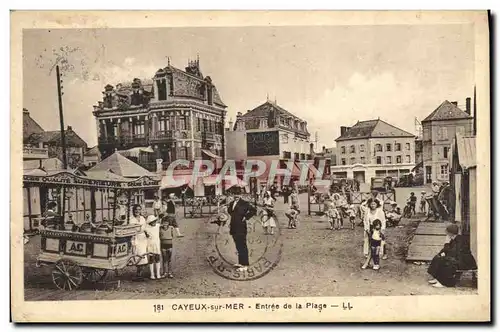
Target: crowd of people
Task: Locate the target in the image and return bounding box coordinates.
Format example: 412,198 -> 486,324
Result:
35,178 -> 473,289
129,194 -> 186,281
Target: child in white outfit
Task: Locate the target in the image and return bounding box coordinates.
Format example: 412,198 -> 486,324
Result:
145,215 -> 162,280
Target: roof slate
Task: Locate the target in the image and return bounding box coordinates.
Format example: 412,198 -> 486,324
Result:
22,110 -> 45,141
335,119 -> 414,141
422,100 -> 472,122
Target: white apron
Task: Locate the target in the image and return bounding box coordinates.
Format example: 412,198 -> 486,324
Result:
130,215 -> 148,265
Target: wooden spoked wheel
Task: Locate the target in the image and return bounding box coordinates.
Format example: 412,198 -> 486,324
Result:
52,259 -> 83,291
82,268 -> 108,283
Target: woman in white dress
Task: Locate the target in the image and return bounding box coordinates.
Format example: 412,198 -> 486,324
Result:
261,191 -> 277,235
145,215 -> 162,280
362,199 -> 386,258
129,204 -> 149,280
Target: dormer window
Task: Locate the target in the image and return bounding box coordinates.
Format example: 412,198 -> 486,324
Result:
157,79 -> 167,101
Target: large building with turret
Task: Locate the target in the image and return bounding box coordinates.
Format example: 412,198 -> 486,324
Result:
92,58 -> 227,173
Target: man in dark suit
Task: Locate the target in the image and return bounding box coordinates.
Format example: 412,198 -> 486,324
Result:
227,186 -> 257,272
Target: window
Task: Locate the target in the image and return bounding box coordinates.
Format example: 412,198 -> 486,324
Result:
375,144 -> 382,152
283,151 -> 291,159
359,144 -> 365,152
443,147 -> 449,159
341,146 -> 346,154
179,117 -> 188,131
376,156 -> 382,164
406,155 -> 411,163
360,157 -> 366,164
386,156 -> 392,164
158,117 -> 170,132
396,155 -> 402,164
438,127 -> 448,140
197,118 -> 201,131
133,122 -> 145,136
440,164 -> 449,176
405,142 -> 411,151
341,158 -> 346,165
350,157 -> 356,165
395,143 -> 401,151
386,143 -> 392,152
350,145 -> 355,153
456,126 -> 465,136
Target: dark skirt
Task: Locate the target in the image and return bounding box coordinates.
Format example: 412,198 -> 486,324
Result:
427,255 -> 459,287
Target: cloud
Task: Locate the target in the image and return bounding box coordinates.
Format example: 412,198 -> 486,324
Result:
304,71 -> 422,148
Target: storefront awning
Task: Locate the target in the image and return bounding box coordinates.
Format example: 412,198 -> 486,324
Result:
117,146 -> 154,158
203,175 -> 221,186
202,149 -> 222,159
224,177 -> 248,190
161,175 -> 194,189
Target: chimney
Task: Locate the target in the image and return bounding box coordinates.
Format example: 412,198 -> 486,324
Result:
67,126 -> 72,131
451,101 -> 458,107
309,142 -> 314,155
465,97 -> 471,115
236,112 -> 242,117
23,108 -> 29,115
340,126 -> 350,136
228,118 -> 234,131
322,145 -> 326,153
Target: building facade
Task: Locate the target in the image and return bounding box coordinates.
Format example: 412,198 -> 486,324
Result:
421,99 -> 473,183
92,59 -> 227,172
22,108 -> 49,160
331,119 -> 415,185
23,107 -> 87,168
226,100 -> 314,186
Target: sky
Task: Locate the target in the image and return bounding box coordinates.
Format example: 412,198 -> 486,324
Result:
23,24 -> 475,148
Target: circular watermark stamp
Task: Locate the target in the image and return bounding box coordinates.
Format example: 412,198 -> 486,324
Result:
206,212 -> 283,281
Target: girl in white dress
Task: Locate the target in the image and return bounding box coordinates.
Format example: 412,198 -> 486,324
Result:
362,199 -> 386,258
145,215 -> 162,280
261,191 -> 277,235
129,204 -> 148,280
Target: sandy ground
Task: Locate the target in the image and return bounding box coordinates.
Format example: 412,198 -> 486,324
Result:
23,193 -> 476,301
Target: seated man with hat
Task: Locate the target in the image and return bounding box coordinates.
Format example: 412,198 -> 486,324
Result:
427,224 -> 477,288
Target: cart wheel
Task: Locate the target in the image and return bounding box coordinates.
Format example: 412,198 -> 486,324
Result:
52,259 -> 83,291
82,268 -> 108,283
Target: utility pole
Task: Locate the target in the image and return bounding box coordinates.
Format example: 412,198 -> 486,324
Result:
56,65 -> 68,169
473,85 -> 477,136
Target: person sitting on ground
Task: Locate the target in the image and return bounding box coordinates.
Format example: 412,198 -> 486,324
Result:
427,224 -> 477,288
386,201 -> 402,226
